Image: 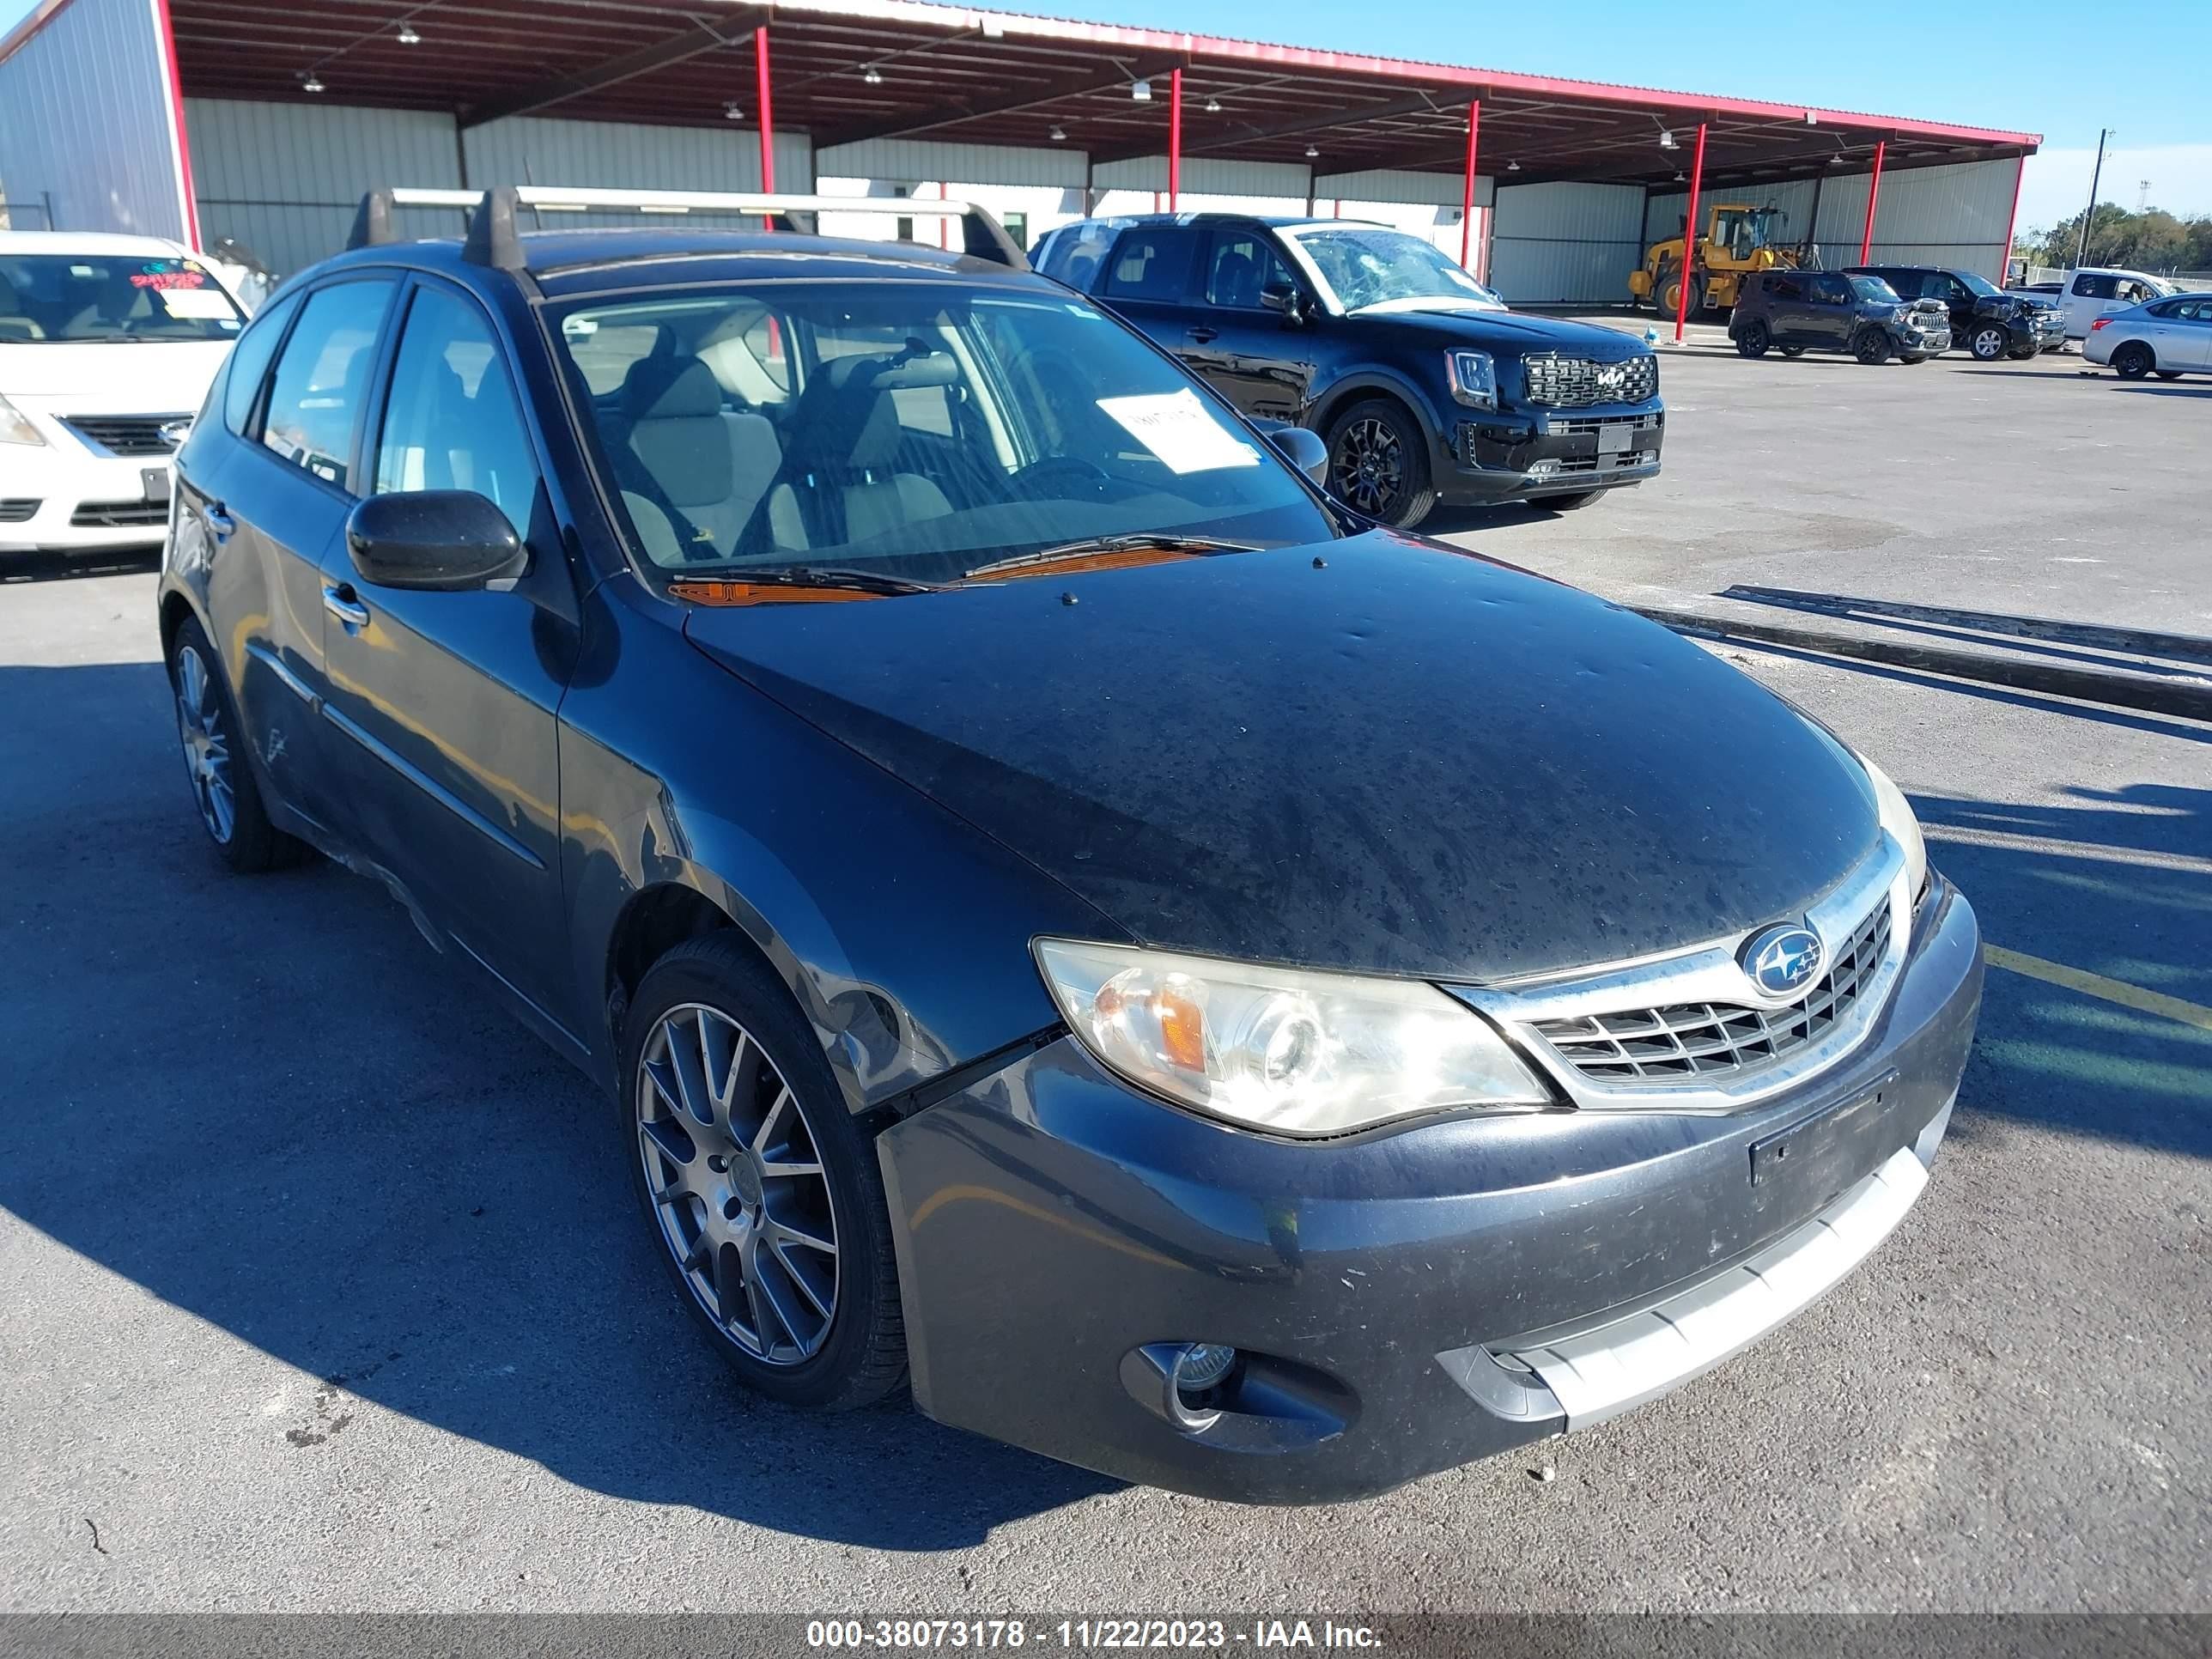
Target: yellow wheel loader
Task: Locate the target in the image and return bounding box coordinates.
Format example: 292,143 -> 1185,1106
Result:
1629,204 -> 1802,316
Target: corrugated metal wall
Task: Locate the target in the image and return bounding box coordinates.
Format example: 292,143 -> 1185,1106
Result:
0,0 -> 186,240
187,98 -> 465,276
1091,155 -> 1311,201
1488,181 -> 1644,304
1642,157 -> 2021,283
1313,168 -> 1493,208
184,99 -> 815,275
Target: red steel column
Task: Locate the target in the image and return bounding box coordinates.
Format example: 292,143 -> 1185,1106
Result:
151,0 -> 200,249
1858,138 -> 1886,264
1458,100 -> 1480,268
1167,68 -> 1183,210
755,27 -> 776,195
1996,152 -> 2026,284
1674,120 -> 1706,343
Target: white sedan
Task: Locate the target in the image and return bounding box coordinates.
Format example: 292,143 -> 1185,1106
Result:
2085,294 -> 2212,382
1,232 -> 247,557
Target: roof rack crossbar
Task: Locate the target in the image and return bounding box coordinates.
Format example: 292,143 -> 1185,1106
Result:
349,186 -> 1029,270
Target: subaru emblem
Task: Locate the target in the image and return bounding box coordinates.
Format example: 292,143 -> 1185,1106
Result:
1741,923 -> 1823,998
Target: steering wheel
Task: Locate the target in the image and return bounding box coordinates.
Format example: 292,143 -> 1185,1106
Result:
1010,454 -> 1118,500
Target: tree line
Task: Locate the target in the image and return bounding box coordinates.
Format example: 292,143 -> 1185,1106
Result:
2015,203 -> 2212,273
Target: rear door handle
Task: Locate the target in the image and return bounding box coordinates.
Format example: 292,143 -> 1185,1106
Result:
323,582 -> 370,629
1188,327 -> 1219,344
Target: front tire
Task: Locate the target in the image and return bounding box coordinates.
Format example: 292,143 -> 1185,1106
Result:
167,617 -> 305,873
1853,328 -> 1893,366
1779,344 -> 1806,358
2112,342 -> 2154,380
1326,398 -> 1435,529
1540,490 -> 1607,512
1968,323 -> 2010,362
1735,319 -> 1771,358
622,933 -> 907,1411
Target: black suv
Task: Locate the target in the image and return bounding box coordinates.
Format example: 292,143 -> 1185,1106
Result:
1729,270 -> 1950,365
1033,214 -> 1662,527
1846,264 -> 2065,361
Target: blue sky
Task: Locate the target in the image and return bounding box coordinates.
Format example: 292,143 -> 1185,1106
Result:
6,0 -> 2208,227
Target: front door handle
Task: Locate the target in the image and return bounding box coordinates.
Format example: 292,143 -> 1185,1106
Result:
323,582 -> 371,629
205,502 -> 235,540
1188,326 -> 1220,344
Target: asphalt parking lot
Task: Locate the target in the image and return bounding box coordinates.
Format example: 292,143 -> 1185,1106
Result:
2,341 -> 2206,1616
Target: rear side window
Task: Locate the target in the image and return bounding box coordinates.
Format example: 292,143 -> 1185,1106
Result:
1104,228 -> 1200,301
261,279 -> 395,490
374,283 -> 541,538
1035,220 -> 1127,290
1767,273 -> 1802,301
221,290 -> 301,436
2072,273 -> 2116,299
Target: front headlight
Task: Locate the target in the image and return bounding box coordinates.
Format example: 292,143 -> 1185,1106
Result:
1445,349 -> 1497,410
1034,939 -> 1550,1137
1860,756 -> 1928,902
0,394 -> 46,447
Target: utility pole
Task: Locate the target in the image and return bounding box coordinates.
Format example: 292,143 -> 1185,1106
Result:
2075,128 -> 2110,270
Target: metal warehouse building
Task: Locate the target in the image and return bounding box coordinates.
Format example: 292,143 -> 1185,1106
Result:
0,0 -> 2038,306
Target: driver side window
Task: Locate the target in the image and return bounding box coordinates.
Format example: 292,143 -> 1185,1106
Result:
1201,232 -> 1294,311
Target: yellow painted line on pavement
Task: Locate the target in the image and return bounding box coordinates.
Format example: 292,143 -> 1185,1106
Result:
1984,945 -> 2212,1035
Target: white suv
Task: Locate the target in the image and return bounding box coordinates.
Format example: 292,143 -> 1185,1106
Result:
1,232 -> 248,557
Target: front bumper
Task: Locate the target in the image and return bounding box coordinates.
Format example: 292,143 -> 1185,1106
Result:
1899,325 -> 1952,356
878,878 -> 1981,1504
1441,406 -> 1664,504
0,442 -> 175,553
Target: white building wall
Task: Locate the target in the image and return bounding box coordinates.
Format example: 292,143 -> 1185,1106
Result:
462,113 -> 812,230
0,0 -> 189,241
187,99 -> 465,277
1487,180 -> 1644,304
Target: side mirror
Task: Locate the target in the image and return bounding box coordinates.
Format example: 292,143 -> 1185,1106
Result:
1266,425 -> 1329,487
1260,281 -> 1306,322
345,489 -> 527,591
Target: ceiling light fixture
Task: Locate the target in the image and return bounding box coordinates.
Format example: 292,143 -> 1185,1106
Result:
301,71 -> 325,93
1657,128 -> 1677,150
396,22 -> 420,45
1506,159 -> 1521,172
1131,78 -> 1152,101
1048,124 -> 1066,141
862,65 -> 883,85
1304,143 -> 1320,159
1828,150 -> 1846,166
1204,96 -> 1221,113
724,100 -> 744,120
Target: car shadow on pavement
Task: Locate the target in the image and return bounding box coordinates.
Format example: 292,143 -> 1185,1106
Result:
0,546 -> 162,584
2109,383 -> 2212,398
0,659 -> 1118,1552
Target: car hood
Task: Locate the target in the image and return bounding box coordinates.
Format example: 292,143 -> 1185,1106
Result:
0,340 -> 232,408
1349,309 -> 1652,361
683,533 -> 1881,984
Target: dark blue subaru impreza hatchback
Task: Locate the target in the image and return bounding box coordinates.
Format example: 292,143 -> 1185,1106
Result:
156,186 -> 1981,1504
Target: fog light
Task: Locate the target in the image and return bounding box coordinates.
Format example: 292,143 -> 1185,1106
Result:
1174,1342 -> 1238,1392
1526,459 -> 1559,478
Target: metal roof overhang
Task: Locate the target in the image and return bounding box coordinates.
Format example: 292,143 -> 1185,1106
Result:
120,0 -> 2038,189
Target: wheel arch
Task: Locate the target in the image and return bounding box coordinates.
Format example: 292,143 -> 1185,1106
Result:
1307,369 -> 1443,449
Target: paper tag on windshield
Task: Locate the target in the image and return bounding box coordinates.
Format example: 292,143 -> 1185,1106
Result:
157,288 -> 235,319
1096,390 -> 1260,474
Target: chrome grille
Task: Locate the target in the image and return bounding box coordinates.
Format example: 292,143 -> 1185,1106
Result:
61,415 -> 187,457
1522,354 -> 1657,408
70,500 -> 168,528
0,499 -> 39,524
1532,901 -> 1893,1085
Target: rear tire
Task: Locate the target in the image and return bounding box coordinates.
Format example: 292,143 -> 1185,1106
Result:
1899,354 -> 1930,365
2154,369 -> 2184,380
1540,490 -> 1607,513
1779,344 -> 1806,358
2112,342 -> 2154,380
1853,328 -> 1893,366
1326,398 -> 1436,529
2007,344 -> 2039,361
167,617 -> 307,874
621,932 -> 907,1413
1735,319 -> 1771,358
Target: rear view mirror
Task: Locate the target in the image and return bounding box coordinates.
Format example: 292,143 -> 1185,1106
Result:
1266,425 -> 1329,487
345,490 -> 527,591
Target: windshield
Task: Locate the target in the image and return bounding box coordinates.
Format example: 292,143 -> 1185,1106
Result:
1279,227 -> 1501,313
1848,275 -> 1902,304
552,282 -> 1335,584
1956,270 -> 2002,298
0,253 -> 245,343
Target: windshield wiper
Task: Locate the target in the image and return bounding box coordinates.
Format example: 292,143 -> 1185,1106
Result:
678,565 -> 944,597
963,534 -> 1260,580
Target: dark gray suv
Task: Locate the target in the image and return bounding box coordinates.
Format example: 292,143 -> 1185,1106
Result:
1730,269 -> 1952,365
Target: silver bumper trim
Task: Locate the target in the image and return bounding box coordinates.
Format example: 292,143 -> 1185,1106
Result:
1504,1141 -> 1931,1431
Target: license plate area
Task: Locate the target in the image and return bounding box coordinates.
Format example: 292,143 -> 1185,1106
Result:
142,467 -> 172,503
1596,423 -> 1633,455
1749,1072 -> 1899,1186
